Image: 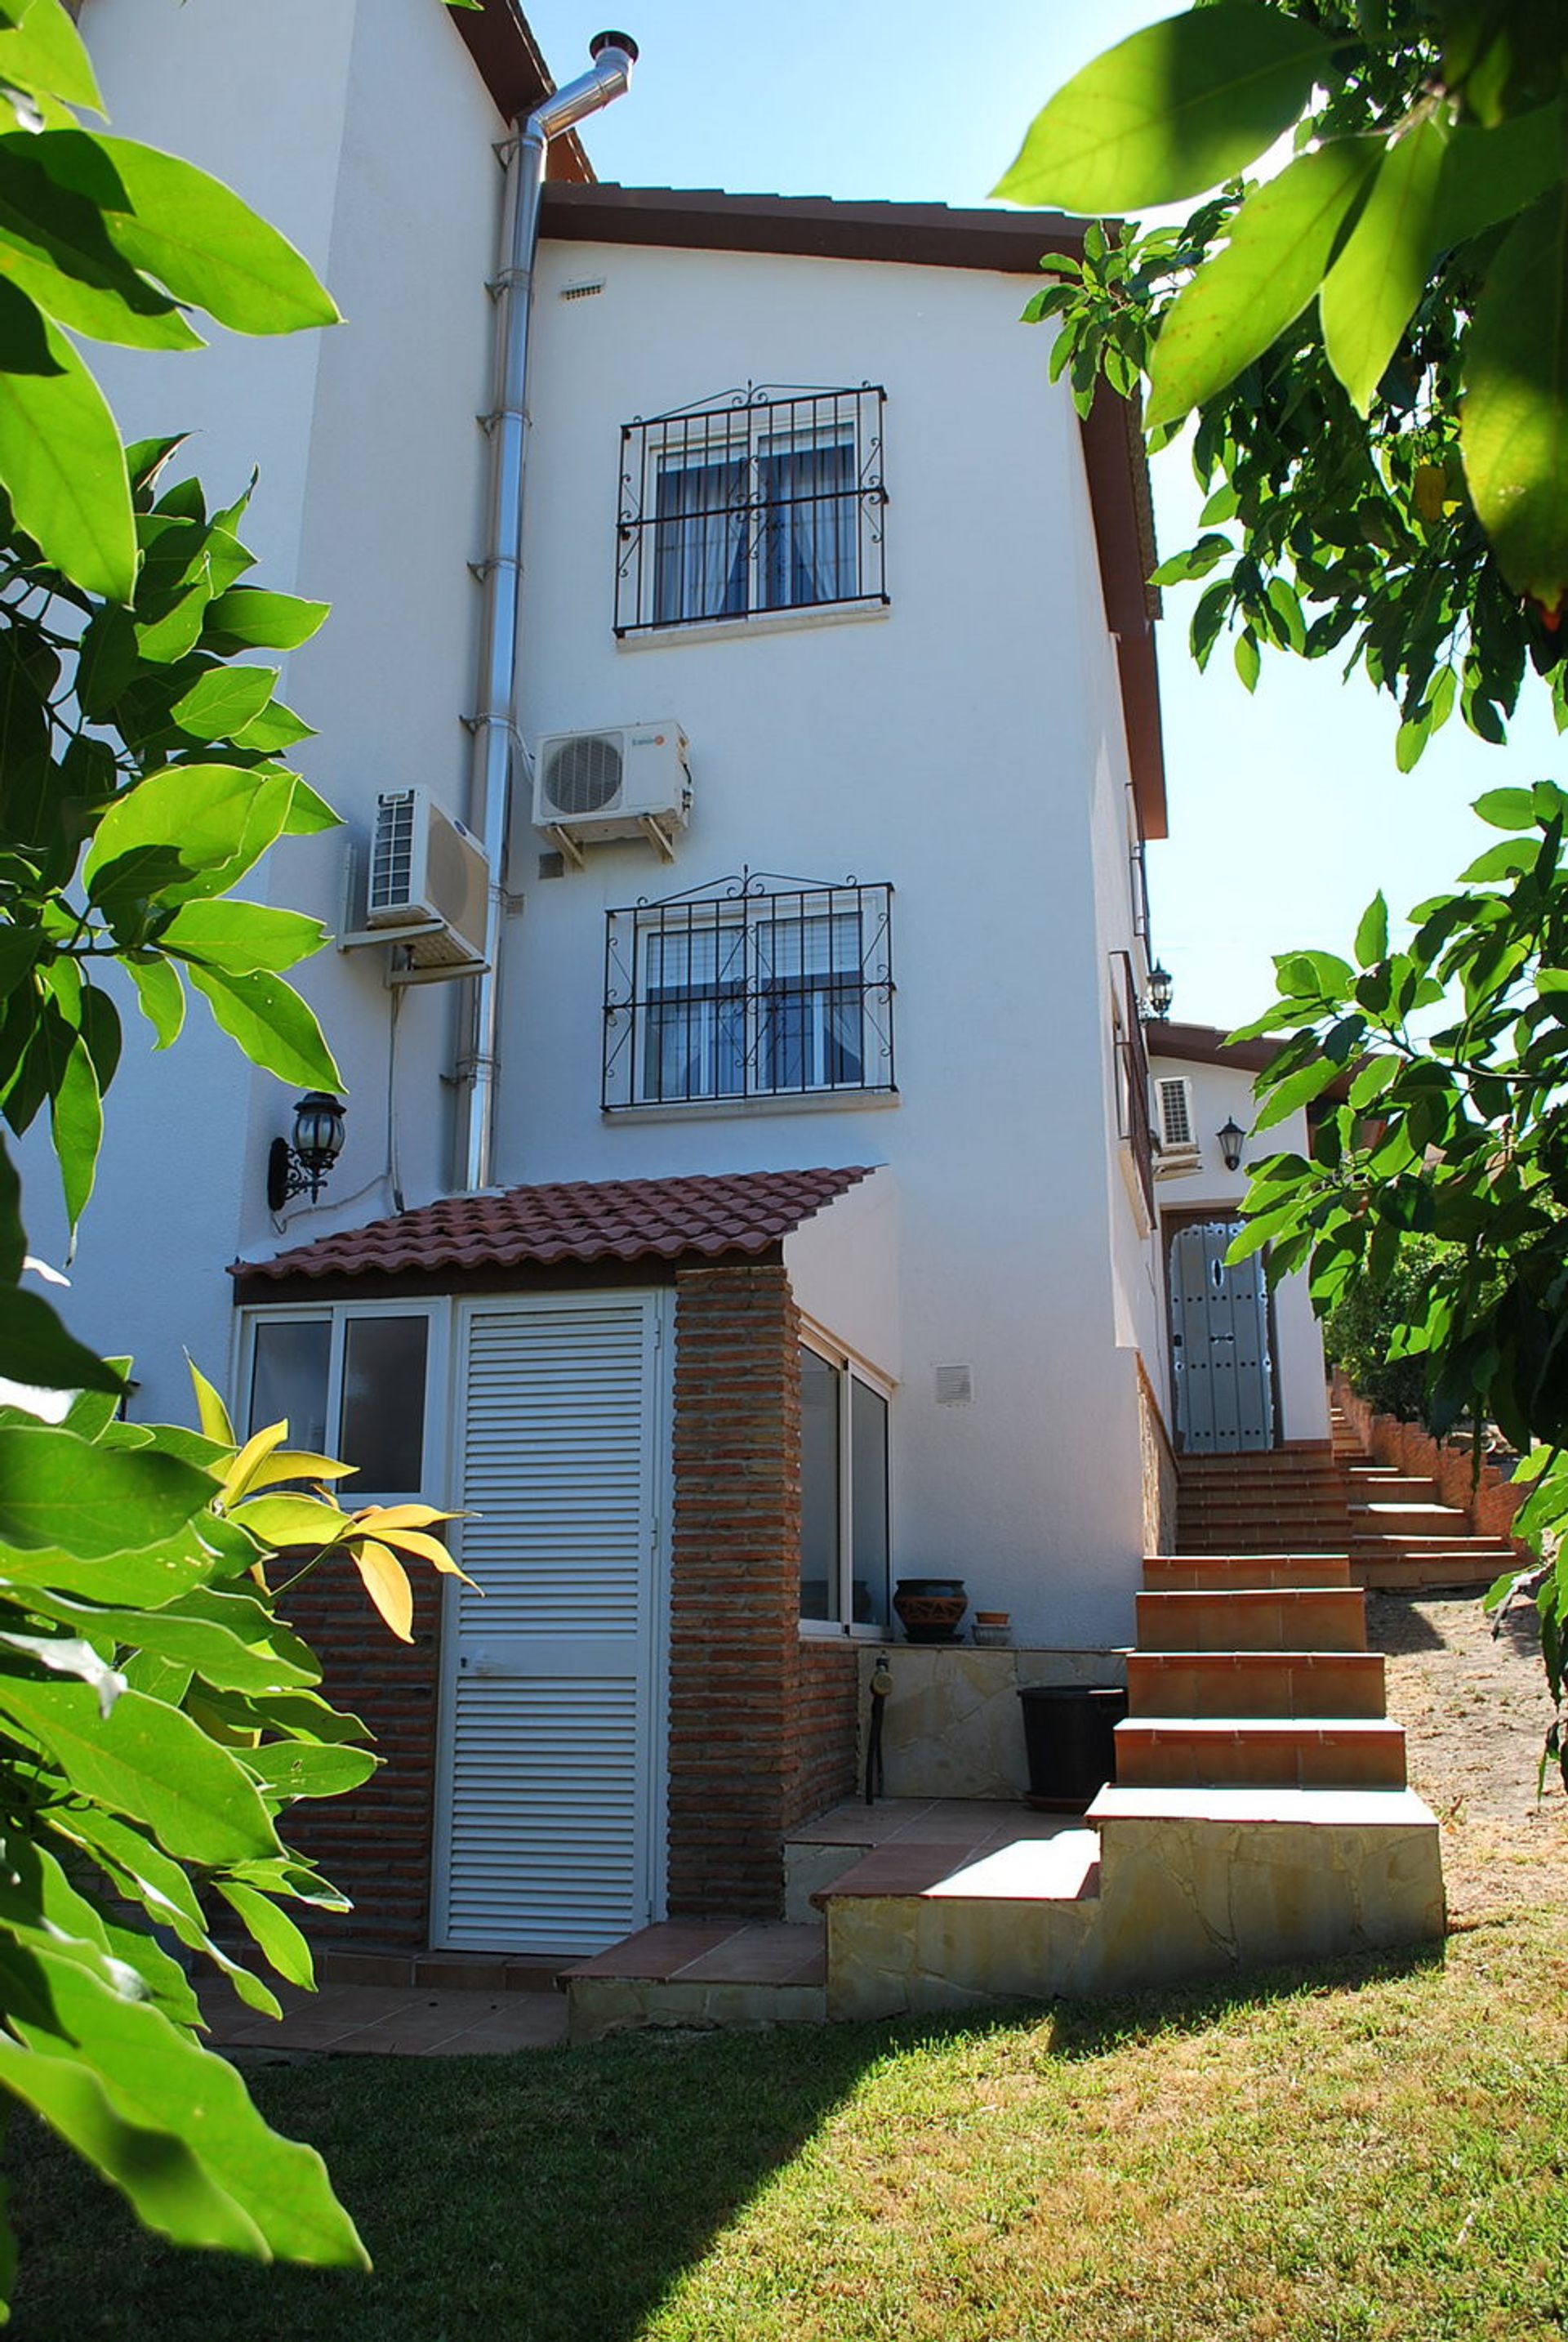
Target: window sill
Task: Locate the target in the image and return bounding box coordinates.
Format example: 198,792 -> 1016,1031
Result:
615,599 -> 891,652
605,1086 -> 899,1125
799,1621 -> 889,1642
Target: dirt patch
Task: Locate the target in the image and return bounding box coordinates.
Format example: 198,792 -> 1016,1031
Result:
1365,1588 -> 1568,1920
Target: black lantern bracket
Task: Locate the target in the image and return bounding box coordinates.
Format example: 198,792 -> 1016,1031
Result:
267,1093 -> 346,1212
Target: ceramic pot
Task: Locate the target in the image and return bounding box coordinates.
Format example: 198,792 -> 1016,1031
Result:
893,1577 -> 968,1644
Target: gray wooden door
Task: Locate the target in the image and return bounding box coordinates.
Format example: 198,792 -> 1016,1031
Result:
1169,1219 -> 1275,1453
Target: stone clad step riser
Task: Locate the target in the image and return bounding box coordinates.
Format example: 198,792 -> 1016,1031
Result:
1135,1588 -> 1368,1654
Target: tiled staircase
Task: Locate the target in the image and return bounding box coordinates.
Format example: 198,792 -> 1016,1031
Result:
562,1412 -> 1472,2038
1178,1407 -> 1517,1591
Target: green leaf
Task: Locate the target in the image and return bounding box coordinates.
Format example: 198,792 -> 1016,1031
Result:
992,4 -> 1333,211
0,0 -> 105,114
1321,117 -> 1450,416
202,587 -> 329,653
167,662 -> 278,743
243,1741 -> 377,1800
49,1031 -> 100,1237
282,776 -> 340,836
0,1676 -> 281,1864
1234,628 -> 1260,691
161,900 -> 327,977
126,956 -> 185,1051
96,137 -> 340,336
1254,1054 -> 1343,1130
1463,185 -> 1568,612
1396,710 -> 1430,771
4,1944 -> 368,2265
84,763 -> 295,908
20,1585 -> 318,1694
135,574 -> 212,664
0,1426 -> 210,1555
213,1879 -> 314,1989
0,1528 -> 219,1610
229,697 -> 314,753
1147,141 -> 1379,430
1436,105 -> 1562,249
1353,892 -> 1390,968
0,293 -> 134,599
1459,839 -> 1538,881
0,1284 -> 125,1395
1472,786 -> 1536,832
0,132 -> 203,351
185,965 -> 341,1091
0,2035 -> 269,2258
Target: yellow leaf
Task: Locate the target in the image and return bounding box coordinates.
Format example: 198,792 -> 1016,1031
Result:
220,1418 -> 288,1506
187,1354 -> 236,1446
352,1502 -> 459,1532
350,1539 -> 413,1643
244,1452 -> 357,1492
374,1523 -> 479,1588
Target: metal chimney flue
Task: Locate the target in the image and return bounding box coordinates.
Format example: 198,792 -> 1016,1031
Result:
460,35 -> 637,1196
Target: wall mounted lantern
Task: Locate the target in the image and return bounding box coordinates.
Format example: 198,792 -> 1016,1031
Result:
1144,962 -> 1174,1019
267,1093 -> 346,1211
1217,1116 -> 1246,1172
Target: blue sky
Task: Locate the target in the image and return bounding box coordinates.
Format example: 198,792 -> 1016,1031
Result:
522,1 -> 1562,1030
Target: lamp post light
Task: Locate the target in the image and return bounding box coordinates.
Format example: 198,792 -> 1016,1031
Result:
266,1093 -> 346,1212
1145,962 -> 1174,1020
1217,1116 -> 1247,1172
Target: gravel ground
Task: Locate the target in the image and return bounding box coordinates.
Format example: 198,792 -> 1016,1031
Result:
1367,1586 -> 1568,1920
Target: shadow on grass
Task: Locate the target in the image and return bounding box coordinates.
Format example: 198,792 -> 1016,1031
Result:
6,2022 -> 902,2342
6,1934 -> 1454,2342
1038,1932 -> 1448,2059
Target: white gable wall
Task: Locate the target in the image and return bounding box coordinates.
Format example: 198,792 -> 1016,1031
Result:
501,237 -> 1152,1644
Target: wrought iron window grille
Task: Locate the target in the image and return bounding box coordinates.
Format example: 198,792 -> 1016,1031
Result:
1111,948 -> 1156,1218
603,869 -> 896,1111
615,384 -> 889,636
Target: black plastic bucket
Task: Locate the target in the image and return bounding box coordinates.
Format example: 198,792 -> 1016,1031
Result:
1016,1684 -> 1128,1811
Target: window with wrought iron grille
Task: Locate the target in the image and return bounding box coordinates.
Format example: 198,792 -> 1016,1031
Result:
615,386 -> 888,636
603,874 -> 895,1110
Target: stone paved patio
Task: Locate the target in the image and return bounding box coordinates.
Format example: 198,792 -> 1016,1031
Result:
199,1977 -> 568,2058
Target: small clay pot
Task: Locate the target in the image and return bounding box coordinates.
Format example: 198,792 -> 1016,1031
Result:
893,1577 -> 968,1644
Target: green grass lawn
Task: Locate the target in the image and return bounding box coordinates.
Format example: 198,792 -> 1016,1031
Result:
9,1906 -> 1568,2342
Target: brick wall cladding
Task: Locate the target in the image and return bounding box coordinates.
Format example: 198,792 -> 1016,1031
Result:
278,1549 -> 441,1948
785,1639 -> 860,1827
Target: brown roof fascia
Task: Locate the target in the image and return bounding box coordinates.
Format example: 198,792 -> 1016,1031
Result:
1150,1020 -> 1285,1074
229,1246 -> 782,1311
451,0 -> 593,181
539,183 -> 1166,840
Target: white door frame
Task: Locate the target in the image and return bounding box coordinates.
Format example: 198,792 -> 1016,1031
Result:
430,1287 -> 673,1952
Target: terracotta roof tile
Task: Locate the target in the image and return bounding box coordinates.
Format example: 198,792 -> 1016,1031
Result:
235,1167 -> 876,1284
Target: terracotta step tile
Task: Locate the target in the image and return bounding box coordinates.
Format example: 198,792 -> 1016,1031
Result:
1114,1716 -> 1407,1791
1125,1648 -> 1388,1719
1136,1586 -> 1368,1653
1144,1554 -> 1353,1590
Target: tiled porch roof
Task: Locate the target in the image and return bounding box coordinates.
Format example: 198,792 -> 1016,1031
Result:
235,1166 -> 875,1283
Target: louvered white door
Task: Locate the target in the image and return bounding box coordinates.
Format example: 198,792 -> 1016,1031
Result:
435,1294 -> 666,1954
1169,1220 -> 1275,1454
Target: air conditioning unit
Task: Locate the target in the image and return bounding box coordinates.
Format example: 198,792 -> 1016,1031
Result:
532,720 -> 692,863
1155,1073 -> 1201,1173
364,788 -> 490,972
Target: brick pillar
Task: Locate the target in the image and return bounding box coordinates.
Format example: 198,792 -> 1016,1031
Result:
278,1550 -> 441,1949
668,1262 -> 802,1916
785,1638 -> 860,1828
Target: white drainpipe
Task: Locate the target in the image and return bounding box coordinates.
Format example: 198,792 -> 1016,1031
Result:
460,32 -> 637,1194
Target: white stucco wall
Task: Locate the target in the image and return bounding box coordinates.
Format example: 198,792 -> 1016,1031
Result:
56,0 -> 504,1416
1149,1049 -> 1330,1445
494,236 -> 1155,1644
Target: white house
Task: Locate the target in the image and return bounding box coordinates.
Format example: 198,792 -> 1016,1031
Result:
62,0 -> 1330,1963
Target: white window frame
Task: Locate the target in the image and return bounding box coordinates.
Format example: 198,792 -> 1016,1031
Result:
632,902 -> 871,1106
798,1326 -> 894,1641
637,402 -> 869,633
233,1298 -> 450,1506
